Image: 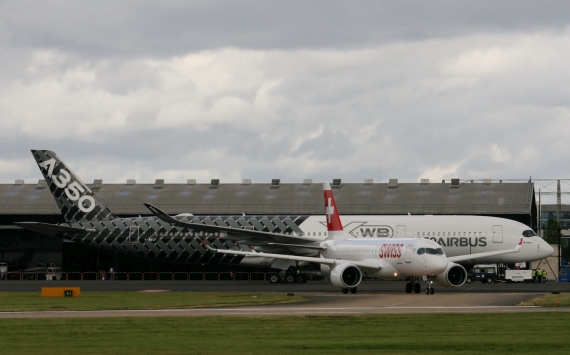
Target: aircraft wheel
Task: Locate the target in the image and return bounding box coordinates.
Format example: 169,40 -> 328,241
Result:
350,287 -> 357,294
268,274 -> 280,284
414,283 -> 421,294
294,275 -> 306,283
430,288 -> 435,295
285,274 -> 295,283
405,283 -> 413,293
342,288 -> 349,294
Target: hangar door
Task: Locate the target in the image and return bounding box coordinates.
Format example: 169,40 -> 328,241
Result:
493,225 -> 503,243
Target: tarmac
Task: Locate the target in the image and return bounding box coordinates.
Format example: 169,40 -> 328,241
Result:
0,280 -> 567,318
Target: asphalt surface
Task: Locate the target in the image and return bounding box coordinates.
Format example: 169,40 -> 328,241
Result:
0,279 -> 567,293
1,280 -> 566,318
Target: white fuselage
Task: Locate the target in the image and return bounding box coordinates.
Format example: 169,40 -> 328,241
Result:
291,215 -> 551,263
319,238 -> 448,280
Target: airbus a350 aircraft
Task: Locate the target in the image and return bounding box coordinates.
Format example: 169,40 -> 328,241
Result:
193,182 -> 523,294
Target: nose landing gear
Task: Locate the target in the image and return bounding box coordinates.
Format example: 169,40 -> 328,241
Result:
425,279 -> 435,295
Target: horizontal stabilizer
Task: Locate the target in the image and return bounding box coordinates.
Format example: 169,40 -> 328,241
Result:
14,222 -> 96,236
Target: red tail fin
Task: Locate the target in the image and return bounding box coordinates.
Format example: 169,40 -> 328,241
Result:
323,182 -> 343,232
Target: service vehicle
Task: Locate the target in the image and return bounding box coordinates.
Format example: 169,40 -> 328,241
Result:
0,262 -> 7,279
466,264 -> 497,284
505,269 -> 533,283
45,267 -> 62,280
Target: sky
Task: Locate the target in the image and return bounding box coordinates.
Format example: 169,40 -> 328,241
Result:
1,1 -> 570,188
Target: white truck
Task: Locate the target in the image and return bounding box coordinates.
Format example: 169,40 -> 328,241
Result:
0,262 -> 7,279
505,269 -> 533,283
45,267 -> 62,281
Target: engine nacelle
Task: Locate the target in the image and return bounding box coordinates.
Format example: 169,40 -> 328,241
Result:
435,262 -> 467,288
330,263 -> 362,288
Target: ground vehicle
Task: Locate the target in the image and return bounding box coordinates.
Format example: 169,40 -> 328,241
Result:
505,269 -> 533,283
0,262 -> 7,279
45,267 -> 62,280
466,265 -> 497,284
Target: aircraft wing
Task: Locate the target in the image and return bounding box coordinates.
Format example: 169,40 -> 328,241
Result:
447,237 -> 523,263
144,203 -> 320,245
198,239 -> 381,271
14,222 -> 96,236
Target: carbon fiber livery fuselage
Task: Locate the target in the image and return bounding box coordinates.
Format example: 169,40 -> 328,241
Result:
27,150 -> 309,265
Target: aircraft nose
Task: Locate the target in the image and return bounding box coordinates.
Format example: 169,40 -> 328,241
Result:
542,241 -> 554,258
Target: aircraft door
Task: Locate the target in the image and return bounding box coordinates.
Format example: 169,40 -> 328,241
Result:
129,226 -> 140,243
396,225 -> 406,238
405,249 -> 411,263
493,225 -> 503,243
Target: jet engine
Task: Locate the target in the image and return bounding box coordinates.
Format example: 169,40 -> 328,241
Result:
435,262 -> 467,288
330,263 -> 362,288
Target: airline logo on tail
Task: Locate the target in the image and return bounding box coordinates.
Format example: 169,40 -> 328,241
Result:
323,182 -> 343,232
31,150 -> 116,223
38,158 -> 96,213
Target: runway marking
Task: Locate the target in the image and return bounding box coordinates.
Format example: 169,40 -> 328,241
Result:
0,305 -> 543,315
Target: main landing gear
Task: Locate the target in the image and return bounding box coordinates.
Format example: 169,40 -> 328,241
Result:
405,279 -> 422,294
268,271 -> 307,284
341,287 -> 357,294
406,279 -> 435,295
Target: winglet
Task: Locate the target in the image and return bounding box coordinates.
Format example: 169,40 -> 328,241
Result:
516,237 -> 523,251
144,203 -> 178,225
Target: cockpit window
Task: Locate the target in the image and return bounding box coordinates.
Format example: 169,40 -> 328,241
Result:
417,248 -> 425,255
437,248 -> 444,255
522,230 -> 537,238
426,248 -> 438,255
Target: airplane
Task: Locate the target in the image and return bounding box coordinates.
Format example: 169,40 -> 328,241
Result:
15,150 -> 551,286
192,182 -> 524,294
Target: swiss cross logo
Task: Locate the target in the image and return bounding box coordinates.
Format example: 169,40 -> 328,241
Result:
326,198 -> 335,223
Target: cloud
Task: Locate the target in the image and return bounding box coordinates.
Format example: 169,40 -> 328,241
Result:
1,3 -> 570,185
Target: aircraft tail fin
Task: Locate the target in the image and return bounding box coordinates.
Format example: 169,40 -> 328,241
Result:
323,181 -> 348,239
31,150 -> 117,224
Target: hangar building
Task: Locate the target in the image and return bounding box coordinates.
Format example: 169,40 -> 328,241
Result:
0,178 -> 537,273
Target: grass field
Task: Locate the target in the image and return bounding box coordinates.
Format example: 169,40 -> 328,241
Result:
0,291 -> 306,311
0,313 -> 568,354
524,292 -> 570,307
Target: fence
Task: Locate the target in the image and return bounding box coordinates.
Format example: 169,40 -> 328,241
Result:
1,271 -> 317,281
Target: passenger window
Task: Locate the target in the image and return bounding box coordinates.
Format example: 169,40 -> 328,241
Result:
417,232 -> 420,236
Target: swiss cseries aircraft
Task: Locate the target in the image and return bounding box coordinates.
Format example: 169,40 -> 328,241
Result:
16,150 -> 552,291
162,182 -> 524,294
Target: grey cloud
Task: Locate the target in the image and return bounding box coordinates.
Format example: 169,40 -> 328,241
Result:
2,1 -> 570,58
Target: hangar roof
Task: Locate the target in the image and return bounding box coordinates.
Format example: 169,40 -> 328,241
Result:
0,180 -> 535,216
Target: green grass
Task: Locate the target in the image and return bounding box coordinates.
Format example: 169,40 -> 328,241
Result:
0,292 -> 305,311
0,314 -> 568,354
524,292 -> 570,307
